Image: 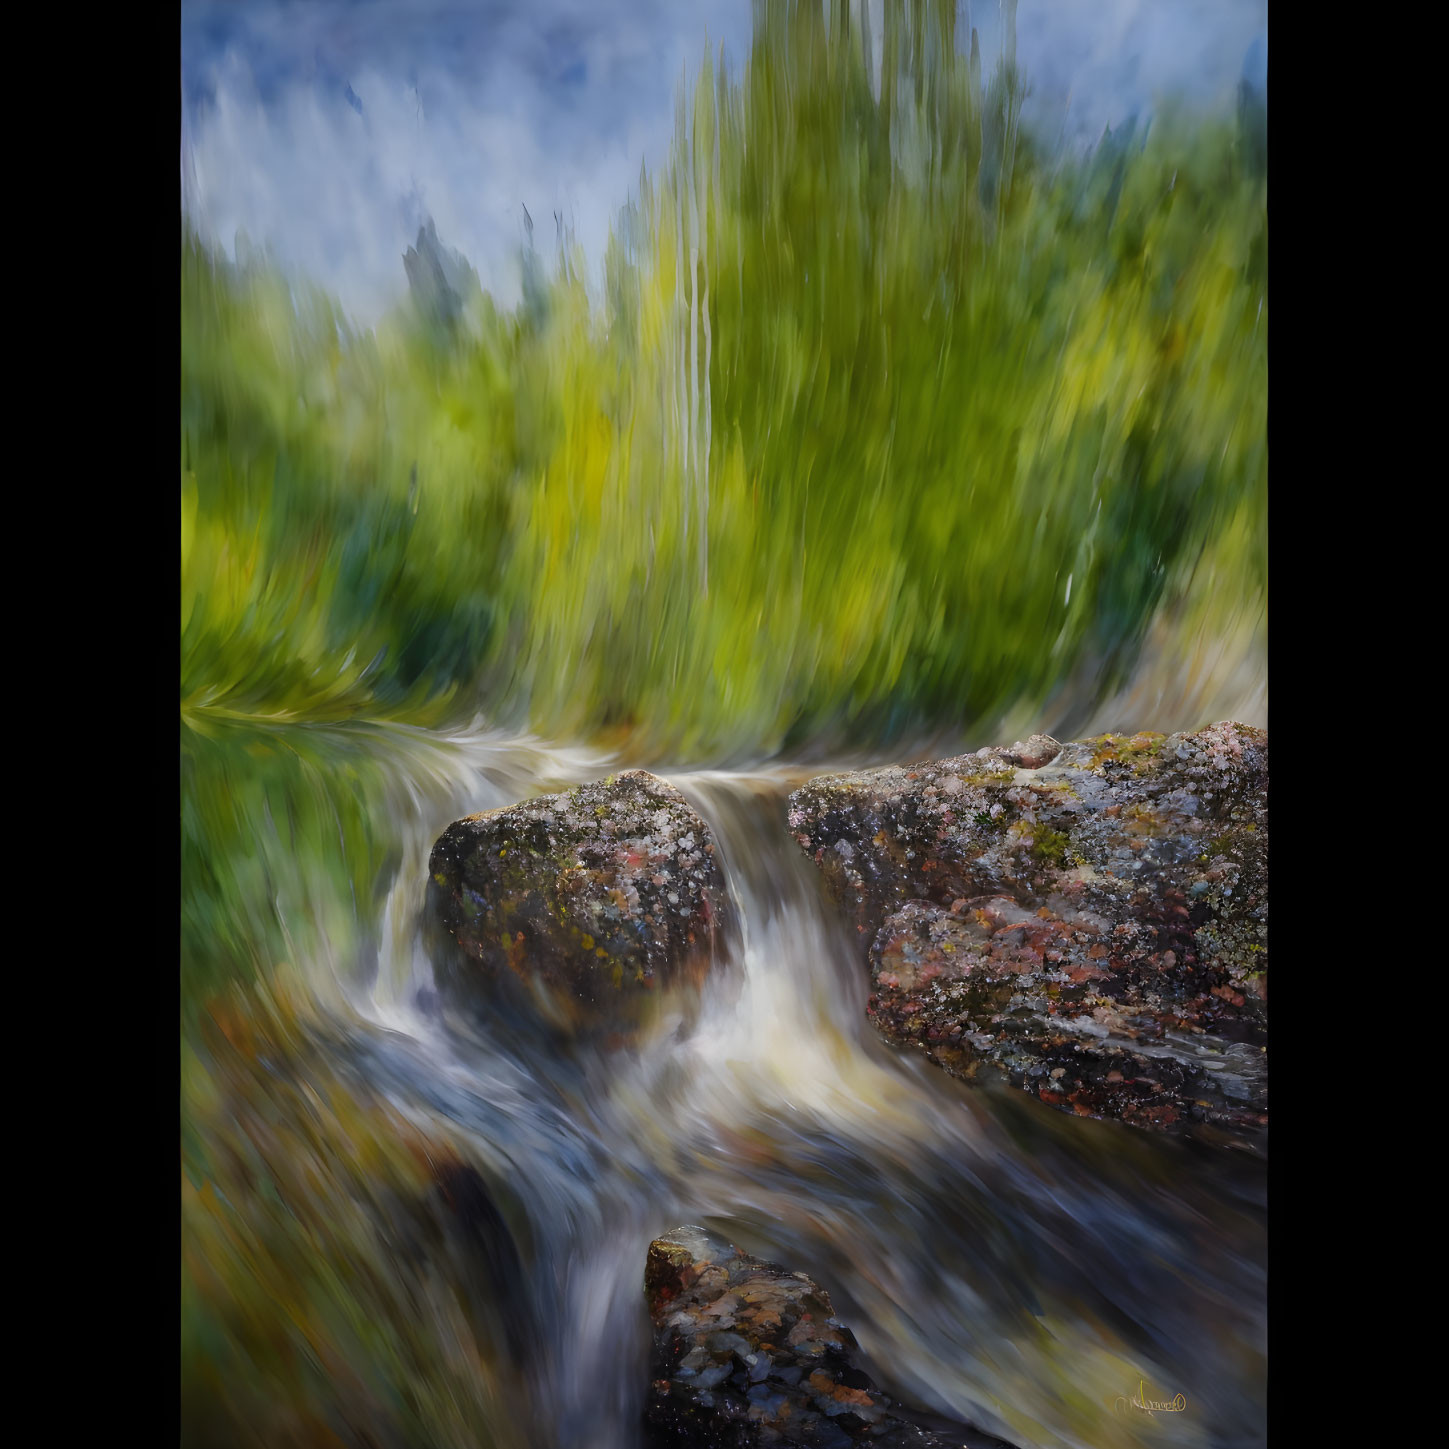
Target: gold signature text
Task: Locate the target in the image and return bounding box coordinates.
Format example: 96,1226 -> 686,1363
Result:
1113,1380 -> 1188,1418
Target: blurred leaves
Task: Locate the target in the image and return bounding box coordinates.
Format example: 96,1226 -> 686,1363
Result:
181,0 -> 1265,999
181,8 -> 1266,1435
182,1 -> 1264,772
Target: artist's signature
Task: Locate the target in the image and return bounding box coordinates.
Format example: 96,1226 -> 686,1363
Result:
1113,1379 -> 1188,1418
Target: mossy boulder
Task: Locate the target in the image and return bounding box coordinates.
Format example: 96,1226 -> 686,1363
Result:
426,771 -> 730,1036
643,1225 -> 1016,1449
789,723 -> 1268,1135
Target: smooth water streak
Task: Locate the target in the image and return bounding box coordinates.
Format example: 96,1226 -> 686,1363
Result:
311,725 -> 1266,1449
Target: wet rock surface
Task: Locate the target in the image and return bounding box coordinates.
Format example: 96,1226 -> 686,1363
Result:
426,771 -> 730,1036
788,724 -> 1268,1134
643,1226 -> 1017,1449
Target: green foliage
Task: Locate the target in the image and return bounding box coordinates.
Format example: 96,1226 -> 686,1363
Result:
179,717 -> 404,1010
180,12 -> 1268,1442
180,0 -> 1266,998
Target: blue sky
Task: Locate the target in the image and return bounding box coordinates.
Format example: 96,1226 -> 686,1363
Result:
181,0 -> 1267,322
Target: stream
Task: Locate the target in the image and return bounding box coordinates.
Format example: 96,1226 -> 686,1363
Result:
270,724 -> 1266,1449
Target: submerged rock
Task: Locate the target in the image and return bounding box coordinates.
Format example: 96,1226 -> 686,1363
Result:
426,771 -> 730,1036
788,724 -> 1268,1134
643,1226 -> 1017,1448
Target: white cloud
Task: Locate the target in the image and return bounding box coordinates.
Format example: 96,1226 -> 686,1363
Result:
181,0 -> 1266,324
971,0 -> 1267,147
184,0 -> 750,320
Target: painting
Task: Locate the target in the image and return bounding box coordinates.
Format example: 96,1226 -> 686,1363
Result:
181,4 -> 1268,1445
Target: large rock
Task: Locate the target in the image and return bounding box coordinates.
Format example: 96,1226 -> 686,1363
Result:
643,1226 -> 1016,1449
788,724 -> 1267,1134
426,771 -> 730,1036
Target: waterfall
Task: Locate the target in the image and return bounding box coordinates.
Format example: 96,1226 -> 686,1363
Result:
307,726 -> 1271,1449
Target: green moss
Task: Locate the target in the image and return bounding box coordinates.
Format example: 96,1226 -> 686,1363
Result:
1086,732 -> 1166,774
1122,733 -> 1165,757
1031,828 -> 1073,863
962,768 -> 1017,787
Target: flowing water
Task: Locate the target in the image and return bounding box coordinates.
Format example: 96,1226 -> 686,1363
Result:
180,4 -> 1268,1438
261,723 -> 1267,1449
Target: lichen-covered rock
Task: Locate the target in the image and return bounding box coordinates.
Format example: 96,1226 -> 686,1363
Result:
643,1226 -> 1016,1449
426,771 -> 730,1036
789,724 -> 1268,1134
